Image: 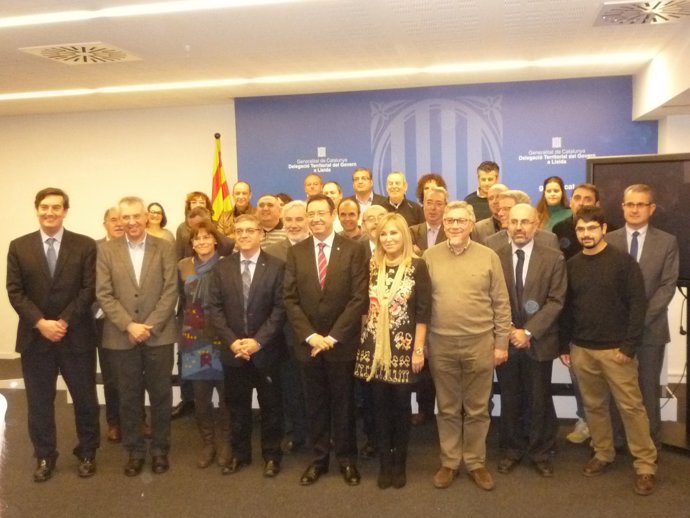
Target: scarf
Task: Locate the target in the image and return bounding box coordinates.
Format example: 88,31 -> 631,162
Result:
367,256 -> 411,381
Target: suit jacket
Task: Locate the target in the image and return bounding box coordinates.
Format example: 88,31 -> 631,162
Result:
284,233 -> 368,362
7,229 -> 97,354
606,226 -> 679,344
377,196 -> 425,227
471,217 -> 500,245
496,241 -> 567,361
263,238 -> 291,262
207,250 -> 286,368
484,229 -> 560,252
96,235 -> 178,349
409,222 -> 447,251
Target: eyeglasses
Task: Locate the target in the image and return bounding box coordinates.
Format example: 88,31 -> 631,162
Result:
235,228 -> 262,236
575,224 -> 602,233
443,217 -> 471,226
622,202 -> 652,210
364,215 -> 385,223
148,210 -> 163,215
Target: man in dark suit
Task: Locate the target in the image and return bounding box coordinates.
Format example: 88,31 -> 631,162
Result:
264,200 -> 310,454
7,187 -> 100,482
606,184 -> 679,447
208,214 -> 287,477
495,204 -> 567,477
284,193 -> 368,486
96,196 -> 178,477
408,185 -> 447,426
346,167 -> 387,220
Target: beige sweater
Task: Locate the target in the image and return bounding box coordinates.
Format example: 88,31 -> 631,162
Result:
423,240 -> 511,350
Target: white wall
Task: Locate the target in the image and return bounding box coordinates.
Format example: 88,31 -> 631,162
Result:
0,103 -> 237,358
658,114 -> 690,383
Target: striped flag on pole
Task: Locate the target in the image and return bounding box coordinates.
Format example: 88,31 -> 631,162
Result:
211,133 -> 231,220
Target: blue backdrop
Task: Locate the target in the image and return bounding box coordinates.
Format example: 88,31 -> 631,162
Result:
235,76 -> 657,204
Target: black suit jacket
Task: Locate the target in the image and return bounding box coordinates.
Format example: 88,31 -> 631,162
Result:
284,233 -> 368,362
207,250 -> 286,368
7,229 -> 97,353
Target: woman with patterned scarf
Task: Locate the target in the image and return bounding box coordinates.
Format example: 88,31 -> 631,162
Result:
178,219 -> 231,470
354,213 -> 431,489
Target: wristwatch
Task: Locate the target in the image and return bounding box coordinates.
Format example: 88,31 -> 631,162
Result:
524,329 -> 532,338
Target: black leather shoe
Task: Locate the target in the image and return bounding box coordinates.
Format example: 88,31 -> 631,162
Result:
222,457 -> 251,475
341,464 -> 361,486
299,464 -> 327,485
151,455 -> 169,474
264,460 -> 280,478
171,400 -> 195,420
534,460 -> 554,478
33,456 -> 57,482
77,457 -> 96,478
124,457 -> 144,477
497,457 -> 519,474
360,442 -> 378,459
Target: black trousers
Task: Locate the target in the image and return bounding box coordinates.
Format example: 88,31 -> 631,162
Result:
300,357 -> 357,469
224,361 -> 283,463
495,347 -> 557,463
21,344 -> 100,459
371,380 -> 412,456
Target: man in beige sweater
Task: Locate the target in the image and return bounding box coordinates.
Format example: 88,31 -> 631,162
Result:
424,200 -> 511,492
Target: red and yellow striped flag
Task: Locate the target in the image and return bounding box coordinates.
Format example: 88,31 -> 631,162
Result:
211,133 -> 232,220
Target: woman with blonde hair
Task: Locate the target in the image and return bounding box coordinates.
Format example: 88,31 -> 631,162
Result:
354,213 -> 431,489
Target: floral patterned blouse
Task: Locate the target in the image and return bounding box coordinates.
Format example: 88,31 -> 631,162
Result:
354,257 -> 431,384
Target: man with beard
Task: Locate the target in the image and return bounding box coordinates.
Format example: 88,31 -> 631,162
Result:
559,206 -> 656,496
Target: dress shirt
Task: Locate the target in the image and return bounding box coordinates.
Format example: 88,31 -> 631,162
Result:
427,225 -> 440,246
312,232 -> 335,272
126,234 -> 147,285
40,227 -> 64,258
626,224 -> 648,262
511,239 -> 534,288
239,249 -> 261,282
355,192 -> 374,216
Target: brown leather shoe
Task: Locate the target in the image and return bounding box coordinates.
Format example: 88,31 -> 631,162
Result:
106,424 -> 121,443
468,467 -> 495,491
582,457 -> 611,477
634,473 -> 655,495
433,466 -> 458,489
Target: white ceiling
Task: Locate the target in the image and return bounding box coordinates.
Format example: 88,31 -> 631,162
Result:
1,0 -> 690,117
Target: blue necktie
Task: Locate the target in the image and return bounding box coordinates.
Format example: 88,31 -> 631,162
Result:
630,231 -> 640,262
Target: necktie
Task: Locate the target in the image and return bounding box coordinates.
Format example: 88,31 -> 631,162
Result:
46,237 -> 57,277
317,243 -> 327,289
241,260 -> 251,306
630,231 -> 640,261
515,249 -> 525,325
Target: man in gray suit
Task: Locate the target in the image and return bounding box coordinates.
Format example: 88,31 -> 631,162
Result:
484,190 -> 559,251
495,204 -> 567,477
96,196 -> 178,477
472,183 -> 508,244
606,184 -> 679,447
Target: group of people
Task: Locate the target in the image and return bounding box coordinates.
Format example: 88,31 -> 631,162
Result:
6,161 -> 678,498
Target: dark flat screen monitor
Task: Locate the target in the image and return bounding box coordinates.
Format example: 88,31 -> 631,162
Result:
587,153 -> 690,285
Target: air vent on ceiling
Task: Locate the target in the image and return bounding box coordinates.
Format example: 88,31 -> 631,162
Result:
19,42 -> 141,65
596,0 -> 690,25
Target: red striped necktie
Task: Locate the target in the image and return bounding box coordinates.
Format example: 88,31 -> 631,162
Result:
317,242 -> 327,289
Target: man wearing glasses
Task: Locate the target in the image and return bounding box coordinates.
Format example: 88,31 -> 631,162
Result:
605,184 -> 679,449
424,201 -> 511,492
559,206 -> 657,496
208,214 -> 287,477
